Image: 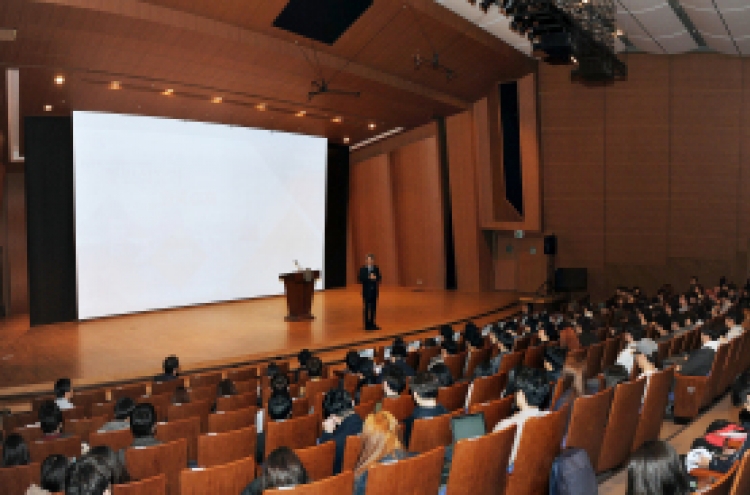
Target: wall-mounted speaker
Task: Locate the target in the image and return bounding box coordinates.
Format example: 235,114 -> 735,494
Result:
543,235 -> 557,255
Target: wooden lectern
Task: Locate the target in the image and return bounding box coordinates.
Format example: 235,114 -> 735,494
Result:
279,270 -> 320,322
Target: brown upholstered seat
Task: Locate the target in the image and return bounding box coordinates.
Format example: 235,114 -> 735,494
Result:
730,451 -> 750,495
359,384 -> 384,405
91,401 -> 116,421
468,394 -> 515,433
65,416 -> 107,443
596,377 -> 646,472
264,413 -> 320,457
294,440 -> 337,481
156,416 -> 201,462
381,394 -> 415,422
208,407 -> 256,433
692,463 -> 738,495
71,389 -> 107,417
61,407 -> 87,422
522,345 -> 545,369
303,377 -> 338,402
13,425 -> 44,443
180,455 -> 255,495
89,428 -> 134,451
365,446 -> 444,495
407,412 -> 454,453
188,385 -> 216,404
125,438 -> 187,495
111,383 -> 149,402
139,393 -> 172,422
445,424 -> 516,495
216,392 -> 257,412
225,366 -> 258,383
2,410 -> 37,435
342,435 -> 363,473
152,379 -> 185,397
497,351 -> 524,375
583,341 -> 605,379
291,397 -> 310,418
466,373 -> 507,408
0,462 -> 41,495
113,474 -> 167,495
235,379 -> 259,395
29,435 -> 82,463
437,382 -> 469,412
465,348 -> 491,377
513,336 -> 532,352
673,344 -> 728,420
505,406 -> 568,495
263,470 -> 354,494
343,373 -> 360,395
565,387 -> 614,469
443,352 -> 467,380
601,336 -> 621,368
632,367 -> 674,452
188,371 -> 223,389
167,399 -> 212,433
417,347 -> 441,372
354,400 -> 377,419
197,424 -> 256,467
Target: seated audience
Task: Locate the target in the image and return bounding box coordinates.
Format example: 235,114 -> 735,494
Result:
98,397 -> 135,432
171,385 -> 191,405
626,440 -> 689,495
377,364 -> 406,412
128,403 -> 161,448
726,310 -> 744,341
64,454 -> 113,495
54,378 -> 75,411
617,325 -> 658,374
427,362 -> 454,388
487,326 -> 511,374
319,388 -> 363,474
270,373 -> 290,397
575,320 -> 599,348
26,454 -> 69,495
403,372 -> 448,448
463,332 -> 485,377
153,355 -> 179,382
296,348 -> 313,379
493,367 -> 551,465
257,393 -> 293,461
354,411 -> 413,495
241,447 -> 309,495
345,350 -> 362,376
39,400 -> 68,439
88,446 -> 130,485
2,433 -> 30,467
300,356 -> 323,397
677,327 -> 717,376
388,338 -> 415,377
430,339 -> 458,369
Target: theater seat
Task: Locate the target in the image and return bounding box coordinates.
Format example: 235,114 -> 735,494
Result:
152,379 -> 185,397
632,367 -> 674,452
188,386 -> 216,404
437,382 -> 469,412
180,455 -> 255,495
445,424 -> 516,495
71,389 -> 107,417
442,352 -> 467,380
156,416 -> 201,462
381,395 -> 414,422
89,428 -> 134,452
225,366 -> 258,383
730,451 -> 750,495
2,410 -> 37,436
522,345 -> 545,369
465,348 -> 491,378
65,416 -> 107,443
354,400 -> 377,419
565,387 -> 613,469
167,399 -> 212,433
497,351 -> 524,375
197,425 -> 256,467
365,447 -> 444,495
125,438 -> 187,495
113,474 -> 167,495
188,371 -> 223,389
139,393 -> 172,422
29,435 -> 82,463
596,377 -> 646,472
417,347 -> 441,372
215,392 -> 257,412
468,394 -> 515,433
111,383 -> 149,402
294,440 -> 337,481
407,413 -> 454,453
263,470 -> 354,494
466,373 -> 507,408
0,463 -> 41,495
359,384 -> 384,405
208,407 -> 256,433
264,413 -> 320,458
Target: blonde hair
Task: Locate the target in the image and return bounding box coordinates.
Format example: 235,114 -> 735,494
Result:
353,411 -> 403,477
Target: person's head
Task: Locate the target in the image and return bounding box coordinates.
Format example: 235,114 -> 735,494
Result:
88,445 -> 130,485
267,394 -> 293,421
162,355 -> 179,376
624,324 -> 643,343
358,358 -> 377,386
55,378 -> 73,400
171,386 -> 191,405
381,364 -> 406,397
439,325 -> 454,343
700,326 -> 716,345
365,254 -> 375,267
260,447 -> 309,491
113,397 -> 136,421
41,454 -> 69,492
473,360 -> 494,380
390,340 -> 408,361
129,403 -> 157,438
216,379 -> 237,398
345,350 -> 362,373
466,333 -> 484,351
411,371 -> 440,404
297,349 -> 312,368
266,362 -> 281,378
306,356 -> 323,378
270,373 -> 290,396
513,368 -> 551,410
2,433 -> 29,467
39,400 -> 64,435
354,411 -> 403,476
627,440 -> 689,495
322,388 -> 354,420
635,351 -> 658,374
427,362 -> 454,388
441,339 -> 458,357
65,454 -> 112,495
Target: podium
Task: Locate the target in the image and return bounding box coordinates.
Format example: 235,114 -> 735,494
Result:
279,270 -> 320,322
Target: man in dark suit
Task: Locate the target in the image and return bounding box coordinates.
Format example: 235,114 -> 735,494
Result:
678,327 -> 717,376
319,389 -> 363,475
358,254 -> 382,330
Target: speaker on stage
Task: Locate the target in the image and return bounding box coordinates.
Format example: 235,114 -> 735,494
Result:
544,235 -> 557,256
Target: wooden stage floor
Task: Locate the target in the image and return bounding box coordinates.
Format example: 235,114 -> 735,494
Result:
0,287 -> 517,397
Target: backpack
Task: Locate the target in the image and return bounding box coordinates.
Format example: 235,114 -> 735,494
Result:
549,448 -> 598,495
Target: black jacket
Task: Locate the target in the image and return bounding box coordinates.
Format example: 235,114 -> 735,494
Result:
681,347 -> 716,377
403,404 -> 449,448
391,358 -> 416,377
358,265 -> 382,301
319,413 -> 364,474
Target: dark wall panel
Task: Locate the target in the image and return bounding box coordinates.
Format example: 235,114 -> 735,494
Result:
25,116 -> 78,325
324,142 -> 350,289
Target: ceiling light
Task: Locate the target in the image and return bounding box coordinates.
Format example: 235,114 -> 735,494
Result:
54,74 -> 65,85
44,105 -> 52,112
615,29 -> 623,37
343,136 -> 350,144
296,111 -> 306,117
109,81 -> 121,90
332,116 -> 343,123
0,29 -> 17,42
571,56 -> 578,64
256,103 -> 267,111
162,88 -> 174,96
212,96 -> 223,104
368,122 -> 376,130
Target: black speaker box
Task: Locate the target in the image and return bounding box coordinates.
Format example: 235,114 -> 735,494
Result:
544,235 -> 557,255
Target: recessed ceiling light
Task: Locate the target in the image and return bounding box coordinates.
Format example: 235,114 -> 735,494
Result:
162,88 -> 174,96
615,29 -> 623,37
368,122 -> 376,130
256,103 -> 267,111
343,136 -> 350,144
54,74 -> 65,85
332,116 -> 343,123
212,96 -> 223,104
44,104 -> 53,112
296,110 -> 306,117
109,81 -> 121,90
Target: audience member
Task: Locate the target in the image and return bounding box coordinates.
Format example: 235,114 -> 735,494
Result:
626,440 -> 689,495
64,454 -> 113,495
320,388 -> 363,474
26,454 -> 69,495
270,373 -> 290,397
128,403 -> 161,448
216,378 -> 237,398
677,327 -> 717,376
257,393 -> 293,461
88,445 -> 130,485
54,378 -> 75,411
98,397 -> 135,432
617,325 -> 658,374
403,372 -> 448,448
154,355 -> 179,382
388,338 -> 415,377
487,326 -> 511,374
2,433 -> 29,467
354,411 -> 413,495
306,356 -> 323,380
241,447 -> 308,495
39,400 -> 67,439
428,362 -> 454,388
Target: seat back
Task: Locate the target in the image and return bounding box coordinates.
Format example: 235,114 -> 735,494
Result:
359,384 -> 384,405
565,387 -> 614,469
167,400 -> 212,433
466,373 -> 506,408
29,435 -> 82,463
443,352 -> 467,380
113,474 -> 167,495
417,347 -> 441,372
62,407 -> 87,422
264,470 -> 354,495
3,410 -> 37,435
65,416 -> 108,443
265,413 -> 320,457
497,351 -> 524,375
156,416 -> 201,462
225,366 -> 258,383
13,425 -> 44,443
468,395 -> 515,433
92,401 -> 116,421
179,455 -> 255,495
730,451 -> 750,495
89,428 -> 134,452
632,367 -> 674,452
188,386 -> 215,404
291,397 -> 310,418
596,377 -> 646,472
522,345 -> 545,369
700,463 -> 738,495
215,392 -> 257,413
437,382 -> 469,412
0,463 -> 41,495
408,413 -> 453,453
381,395 -> 414,422
354,400 -> 377,419
465,348 -> 491,377
152,379 -> 185,397
505,406 -> 568,495
601,336 -> 621,368
208,407 -> 256,433
235,379 -> 259,396
294,440 -> 336,481
513,336 -> 531,352
125,438 -> 187,495
188,371 -> 223,389
139,393 -> 172,422
71,389 -> 107,417
584,342 -> 605,379
366,446 -> 444,495
342,435 -> 363,473
303,378 -> 338,404
445,424 -> 516,495
111,383 -> 149,402
197,425 -> 256,467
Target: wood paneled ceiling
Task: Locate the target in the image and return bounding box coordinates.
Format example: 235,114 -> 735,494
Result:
0,0 -> 534,153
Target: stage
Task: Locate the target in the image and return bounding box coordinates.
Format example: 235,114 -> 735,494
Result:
0,287 -> 518,401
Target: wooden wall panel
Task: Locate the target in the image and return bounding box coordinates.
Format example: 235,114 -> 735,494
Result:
390,137 -> 445,289
348,155 -> 399,286
6,172 -> 28,314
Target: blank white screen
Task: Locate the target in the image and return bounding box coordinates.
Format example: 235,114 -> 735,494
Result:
73,111 -> 327,320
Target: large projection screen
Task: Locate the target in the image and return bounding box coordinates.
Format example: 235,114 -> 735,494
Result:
73,111 -> 327,320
